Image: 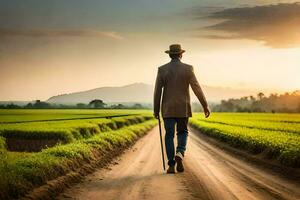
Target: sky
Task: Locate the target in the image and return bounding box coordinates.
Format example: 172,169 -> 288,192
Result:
0,0 -> 300,101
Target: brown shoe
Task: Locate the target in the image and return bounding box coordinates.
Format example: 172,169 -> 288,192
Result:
167,165 -> 175,174
175,152 -> 184,172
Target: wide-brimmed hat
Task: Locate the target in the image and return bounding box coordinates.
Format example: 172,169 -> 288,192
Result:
165,44 -> 185,54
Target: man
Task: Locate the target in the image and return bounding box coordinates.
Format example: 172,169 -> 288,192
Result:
153,44 -> 210,174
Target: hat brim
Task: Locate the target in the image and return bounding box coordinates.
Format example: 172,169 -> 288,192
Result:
165,50 -> 185,54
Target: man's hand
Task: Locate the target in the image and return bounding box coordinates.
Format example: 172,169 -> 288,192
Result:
153,113 -> 159,119
203,107 -> 210,118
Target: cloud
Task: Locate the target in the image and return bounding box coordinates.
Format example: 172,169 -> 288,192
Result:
198,2 -> 300,48
0,29 -> 124,40
183,6 -> 225,17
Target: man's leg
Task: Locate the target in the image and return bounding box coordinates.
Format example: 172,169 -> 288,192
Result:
176,117 -> 189,155
163,118 -> 176,167
175,117 -> 189,172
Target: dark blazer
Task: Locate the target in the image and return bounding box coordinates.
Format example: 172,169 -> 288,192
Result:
154,58 -> 208,118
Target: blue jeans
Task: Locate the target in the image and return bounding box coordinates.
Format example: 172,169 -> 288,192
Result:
163,118 -> 189,166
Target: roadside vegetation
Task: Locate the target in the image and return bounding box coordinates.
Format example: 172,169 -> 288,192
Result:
190,113 -> 300,168
0,109 -> 156,199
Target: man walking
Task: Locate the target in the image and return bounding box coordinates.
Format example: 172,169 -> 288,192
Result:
153,44 -> 210,173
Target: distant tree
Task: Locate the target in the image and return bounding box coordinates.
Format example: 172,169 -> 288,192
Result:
210,90 -> 300,113
6,104 -> 21,109
76,103 -> 87,109
24,103 -> 33,108
89,99 -> 106,108
110,104 -> 126,109
132,103 -> 143,109
240,96 -> 248,101
257,92 -> 265,101
219,100 -> 235,112
269,93 -> 278,98
249,95 -> 256,101
32,100 -> 51,108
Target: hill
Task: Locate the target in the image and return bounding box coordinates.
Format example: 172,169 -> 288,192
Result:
46,83 -> 258,104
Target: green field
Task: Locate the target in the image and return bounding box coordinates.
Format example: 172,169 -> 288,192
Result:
190,113 -> 300,167
0,109 -> 148,123
2,110 -> 300,198
0,109 -> 156,199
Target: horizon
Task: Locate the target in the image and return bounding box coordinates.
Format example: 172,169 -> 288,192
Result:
0,82 -> 297,103
1,0 -> 300,101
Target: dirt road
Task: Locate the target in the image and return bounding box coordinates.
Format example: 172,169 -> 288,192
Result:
58,127 -> 300,200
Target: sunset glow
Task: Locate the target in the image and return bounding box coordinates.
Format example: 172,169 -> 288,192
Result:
0,0 -> 299,101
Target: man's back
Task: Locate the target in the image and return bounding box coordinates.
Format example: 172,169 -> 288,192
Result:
154,58 -> 208,118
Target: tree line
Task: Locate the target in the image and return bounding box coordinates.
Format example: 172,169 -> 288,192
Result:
0,99 -> 149,110
210,91 -> 300,113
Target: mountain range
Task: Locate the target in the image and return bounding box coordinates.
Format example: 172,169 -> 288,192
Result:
46,83 -> 258,104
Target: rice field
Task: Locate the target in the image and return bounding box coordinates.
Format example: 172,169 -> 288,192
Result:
0,109 -> 147,123
0,109 -> 156,199
190,113 -> 300,167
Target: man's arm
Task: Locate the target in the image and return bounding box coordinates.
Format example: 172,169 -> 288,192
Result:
189,66 -> 210,118
153,68 -> 163,118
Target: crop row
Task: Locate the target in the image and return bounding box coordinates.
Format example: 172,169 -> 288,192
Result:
195,113 -> 300,123
0,109 -> 146,123
193,114 -> 300,134
189,118 -> 300,167
0,137 -> 5,154
0,115 -> 153,143
0,119 -> 157,199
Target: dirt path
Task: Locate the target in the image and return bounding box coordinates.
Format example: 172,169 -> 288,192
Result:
58,127 -> 300,200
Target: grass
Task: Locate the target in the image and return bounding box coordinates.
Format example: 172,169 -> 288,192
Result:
0,114 -> 152,143
190,113 -> 300,167
0,118 -> 157,199
0,136 -> 5,154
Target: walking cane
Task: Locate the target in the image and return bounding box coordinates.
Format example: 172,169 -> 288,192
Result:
158,116 -> 166,171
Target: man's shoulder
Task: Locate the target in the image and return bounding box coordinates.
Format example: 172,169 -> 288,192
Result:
177,62 -> 194,72
158,61 -> 193,70
158,62 -> 170,70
